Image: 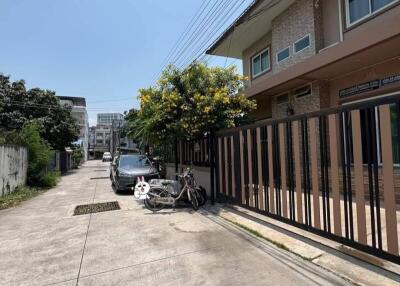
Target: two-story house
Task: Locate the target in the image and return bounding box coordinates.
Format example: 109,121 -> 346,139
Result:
207,0 -> 400,121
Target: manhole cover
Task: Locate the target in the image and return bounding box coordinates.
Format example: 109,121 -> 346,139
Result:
90,176 -> 109,180
73,201 -> 120,216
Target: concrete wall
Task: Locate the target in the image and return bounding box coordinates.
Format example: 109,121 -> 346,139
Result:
165,163 -> 213,198
0,145 -> 28,196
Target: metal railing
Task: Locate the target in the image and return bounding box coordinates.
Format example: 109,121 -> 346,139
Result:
215,93 -> 400,264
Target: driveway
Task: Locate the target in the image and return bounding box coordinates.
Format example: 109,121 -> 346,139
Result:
0,160 -> 351,286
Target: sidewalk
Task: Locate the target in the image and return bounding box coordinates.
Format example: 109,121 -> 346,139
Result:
203,203 -> 400,286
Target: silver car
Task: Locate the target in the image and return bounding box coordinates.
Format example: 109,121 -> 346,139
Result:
110,154 -> 159,192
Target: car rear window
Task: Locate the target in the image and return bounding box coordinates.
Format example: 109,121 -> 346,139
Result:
119,155 -> 151,168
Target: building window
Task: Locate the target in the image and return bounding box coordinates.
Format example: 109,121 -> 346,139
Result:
294,85 -> 312,99
346,0 -> 397,26
294,35 -> 310,54
276,93 -> 289,105
277,47 -> 290,63
251,47 -> 270,78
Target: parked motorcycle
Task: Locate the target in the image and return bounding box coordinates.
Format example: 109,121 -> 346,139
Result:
143,168 -> 207,211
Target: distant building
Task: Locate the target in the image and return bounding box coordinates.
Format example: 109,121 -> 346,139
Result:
97,113 -> 123,125
110,119 -> 137,156
58,96 -> 89,161
94,124 -> 111,154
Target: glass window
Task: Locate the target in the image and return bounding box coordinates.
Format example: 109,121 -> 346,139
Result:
347,0 -> 396,25
294,35 -> 310,53
277,47 -> 290,63
251,48 -> 270,78
119,155 -> 151,168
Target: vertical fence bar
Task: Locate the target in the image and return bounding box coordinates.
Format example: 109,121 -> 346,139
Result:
328,114 -> 342,236
279,123 -> 288,218
256,128 -> 265,211
379,105 -> 399,255
292,121 -> 303,223
209,133 -> 215,204
247,129 -> 254,207
286,121 -> 295,221
309,118 -> 320,229
231,136 -> 236,199
262,126 -> 270,213
273,125 -> 282,216
218,137 -> 223,196
267,126 -> 275,213
240,131 -> 246,205
224,137 -> 229,196
371,108 -> 383,250
351,110 -> 367,245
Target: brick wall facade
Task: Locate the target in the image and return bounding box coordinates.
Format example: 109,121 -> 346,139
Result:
271,0 -> 322,74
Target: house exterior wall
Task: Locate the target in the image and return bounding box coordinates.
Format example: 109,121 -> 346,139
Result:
242,33 -> 272,88
271,0 -> 320,74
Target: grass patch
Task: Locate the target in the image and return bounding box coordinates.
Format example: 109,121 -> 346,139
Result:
228,220 -> 289,251
0,186 -> 44,210
225,218 -> 317,261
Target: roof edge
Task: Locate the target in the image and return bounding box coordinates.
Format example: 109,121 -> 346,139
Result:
205,0 -> 264,55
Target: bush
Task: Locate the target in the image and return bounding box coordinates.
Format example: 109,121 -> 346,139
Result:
1,122 -> 58,187
38,171 -> 60,188
72,148 -> 84,168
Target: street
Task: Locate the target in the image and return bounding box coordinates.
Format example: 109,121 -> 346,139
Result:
0,160 -> 352,286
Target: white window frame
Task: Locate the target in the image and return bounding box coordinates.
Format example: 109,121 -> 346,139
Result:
293,34 -> 311,54
251,47 -> 271,78
276,46 -> 291,63
345,0 -> 399,28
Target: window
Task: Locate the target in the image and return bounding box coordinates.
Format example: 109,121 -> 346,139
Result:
277,47 -> 290,63
346,0 -> 397,26
294,85 -> 312,98
251,47 -> 270,78
294,35 -> 310,53
276,93 -> 289,105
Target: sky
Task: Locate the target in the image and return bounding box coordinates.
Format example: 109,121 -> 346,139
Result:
0,0 -> 248,126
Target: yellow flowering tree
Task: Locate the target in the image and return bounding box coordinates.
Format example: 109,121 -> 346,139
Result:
130,62 -> 256,146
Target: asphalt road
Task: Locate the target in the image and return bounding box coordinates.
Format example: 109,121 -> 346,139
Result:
0,160 -> 352,286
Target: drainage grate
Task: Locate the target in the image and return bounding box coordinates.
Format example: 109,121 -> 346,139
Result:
90,176 -> 109,180
94,169 -> 108,172
73,201 -> 120,216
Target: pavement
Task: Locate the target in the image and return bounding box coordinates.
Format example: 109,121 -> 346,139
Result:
0,160 -> 372,285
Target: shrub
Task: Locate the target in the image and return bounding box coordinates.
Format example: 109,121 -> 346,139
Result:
38,171 -> 60,188
72,148 -> 84,168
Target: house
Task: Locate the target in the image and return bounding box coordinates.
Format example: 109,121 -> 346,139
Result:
207,0 -> 400,121
58,96 -> 89,161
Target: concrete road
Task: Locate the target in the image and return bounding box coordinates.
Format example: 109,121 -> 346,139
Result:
0,161 -> 352,286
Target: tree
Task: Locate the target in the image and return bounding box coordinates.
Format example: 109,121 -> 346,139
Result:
0,74 -> 79,150
129,62 -> 256,146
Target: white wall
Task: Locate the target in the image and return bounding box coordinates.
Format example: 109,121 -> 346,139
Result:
165,163 -> 214,198
0,145 -> 28,196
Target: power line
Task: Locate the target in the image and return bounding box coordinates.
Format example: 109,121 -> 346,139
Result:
152,0 -> 213,82
183,0 -> 247,68
173,0 -> 232,68
176,0 -> 236,68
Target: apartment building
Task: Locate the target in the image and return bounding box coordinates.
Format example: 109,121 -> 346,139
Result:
97,113 -> 123,125
207,0 -> 400,121
58,96 -> 89,161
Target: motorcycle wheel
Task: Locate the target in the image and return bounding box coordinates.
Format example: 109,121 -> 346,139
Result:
196,186 -> 207,206
189,189 -> 199,211
144,188 -> 167,212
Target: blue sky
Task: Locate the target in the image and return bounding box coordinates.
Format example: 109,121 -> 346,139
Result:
0,0 -> 248,125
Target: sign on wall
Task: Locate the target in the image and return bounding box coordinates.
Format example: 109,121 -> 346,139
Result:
339,74 -> 400,98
